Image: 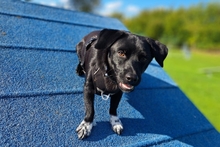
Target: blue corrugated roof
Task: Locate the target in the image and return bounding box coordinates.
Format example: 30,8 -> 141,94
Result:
1,0 -> 220,146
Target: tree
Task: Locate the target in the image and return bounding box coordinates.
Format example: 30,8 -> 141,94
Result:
25,0 -> 100,13
66,0 -> 100,12
110,12 -> 125,21
123,2 -> 220,50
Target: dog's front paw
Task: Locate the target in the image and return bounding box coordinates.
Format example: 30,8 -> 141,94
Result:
110,115 -> 123,135
76,120 -> 93,139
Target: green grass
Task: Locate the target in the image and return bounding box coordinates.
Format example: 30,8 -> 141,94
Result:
163,49 -> 220,131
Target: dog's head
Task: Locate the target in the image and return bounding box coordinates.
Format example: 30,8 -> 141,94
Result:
95,29 -> 168,92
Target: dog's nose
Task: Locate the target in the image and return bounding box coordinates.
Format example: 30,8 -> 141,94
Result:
125,73 -> 138,84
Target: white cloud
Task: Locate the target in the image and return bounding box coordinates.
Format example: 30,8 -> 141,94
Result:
30,0 -> 58,7
59,0 -> 71,9
47,2 -> 57,7
29,0 -> 72,9
126,5 -> 140,14
125,5 -> 140,17
59,0 -> 72,9
105,1 -> 122,9
99,1 -> 123,16
60,0 -> 68,3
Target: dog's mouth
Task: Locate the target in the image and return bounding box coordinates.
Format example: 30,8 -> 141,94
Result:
119,82 -> 134,92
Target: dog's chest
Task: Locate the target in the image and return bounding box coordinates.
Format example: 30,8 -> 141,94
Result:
93,67 -> 119,95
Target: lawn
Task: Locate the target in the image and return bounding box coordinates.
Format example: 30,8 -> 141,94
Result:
163,49 -> 220,131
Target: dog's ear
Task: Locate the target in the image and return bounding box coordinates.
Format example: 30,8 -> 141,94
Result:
146,37 -> 168,67
95,29 -> 124,49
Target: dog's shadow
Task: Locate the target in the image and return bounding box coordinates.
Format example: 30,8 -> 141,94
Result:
85,72 -> 211,146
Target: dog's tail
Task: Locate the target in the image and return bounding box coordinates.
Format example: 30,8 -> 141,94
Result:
76,63 -> 85,77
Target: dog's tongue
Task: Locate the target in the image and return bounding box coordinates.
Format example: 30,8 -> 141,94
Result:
120,83 -> 134,90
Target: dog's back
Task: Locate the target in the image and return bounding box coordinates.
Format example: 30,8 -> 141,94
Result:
76,31 -> 100,76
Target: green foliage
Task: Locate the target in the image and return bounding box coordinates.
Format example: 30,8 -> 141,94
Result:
110,12 -> 125,21
121,3 -> 220,50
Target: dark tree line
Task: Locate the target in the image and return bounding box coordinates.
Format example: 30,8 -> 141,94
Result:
25,0 -> 100,12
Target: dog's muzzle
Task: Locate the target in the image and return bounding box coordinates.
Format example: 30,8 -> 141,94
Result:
119,82 -> 134,92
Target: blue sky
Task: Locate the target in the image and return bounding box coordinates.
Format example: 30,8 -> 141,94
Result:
29,0 -> 214,17
99,0 -> 212,16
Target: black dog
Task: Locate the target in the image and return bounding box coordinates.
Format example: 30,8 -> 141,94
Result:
75,29 -> 168,139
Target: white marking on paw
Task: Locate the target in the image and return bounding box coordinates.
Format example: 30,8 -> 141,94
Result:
110,115 -> 123,135
76,120 -> 93,139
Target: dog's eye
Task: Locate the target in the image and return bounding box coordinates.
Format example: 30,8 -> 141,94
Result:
118,50 -> 126,57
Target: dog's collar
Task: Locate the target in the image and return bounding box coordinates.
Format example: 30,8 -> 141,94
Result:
104,64 -> 109,77
93,63 -> 118,100
97,87 -> 115,100
85,34 -> 110,77
86,35 -> 118,98
94,64 -> 109,77
94,67 -> 112,101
